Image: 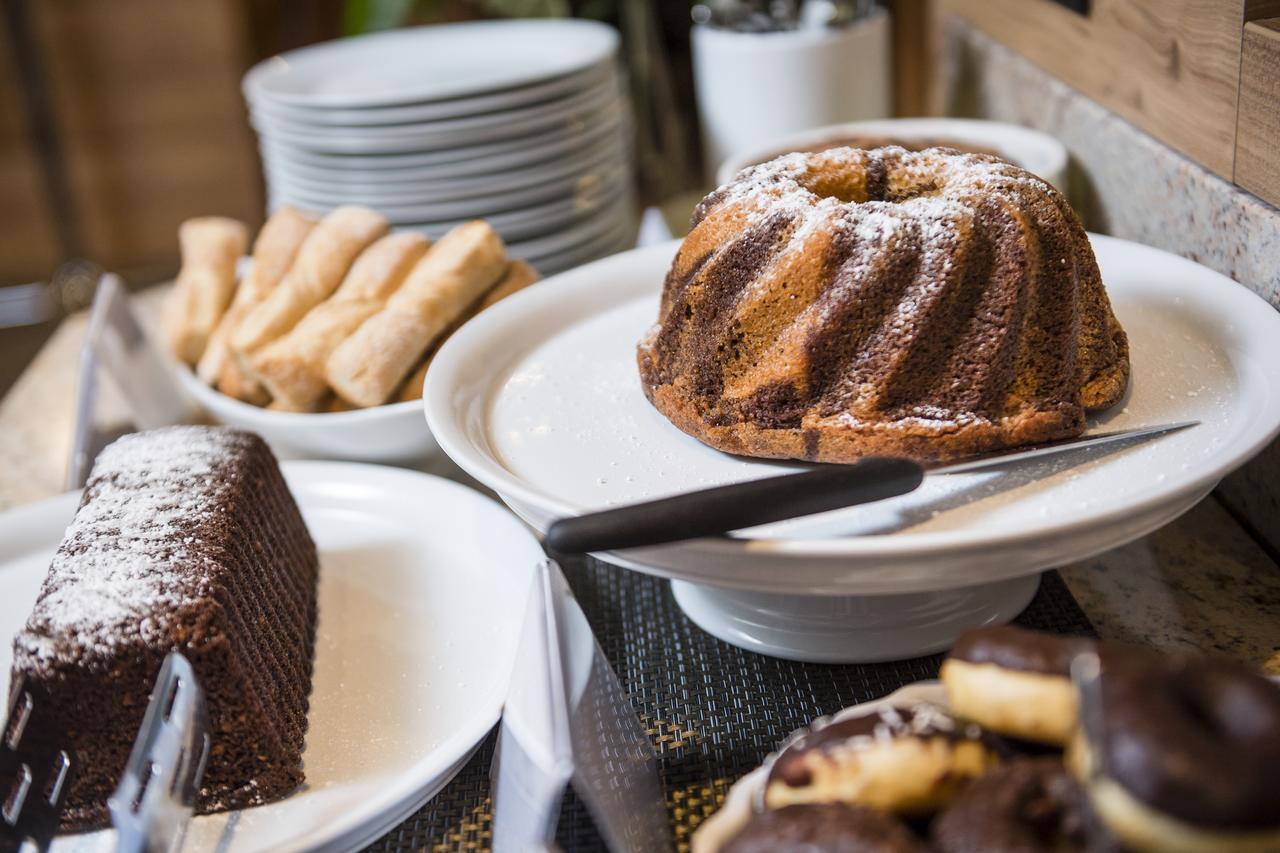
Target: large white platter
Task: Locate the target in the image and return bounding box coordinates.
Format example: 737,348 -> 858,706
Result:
0,462 -> 542,852
247,60 -> 614,127
271,170 -> 631,236
425,235 -> 1280,596
258,105 -> 624,172
243,20 -> 618,108
272,156 -> 630,222
251,84 -> 618,155
263,129 -> 626,201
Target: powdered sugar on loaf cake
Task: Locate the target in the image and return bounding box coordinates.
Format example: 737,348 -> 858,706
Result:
17,427 -> 250,668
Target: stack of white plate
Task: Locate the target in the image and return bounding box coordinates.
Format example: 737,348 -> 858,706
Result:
243,19 -> 636,275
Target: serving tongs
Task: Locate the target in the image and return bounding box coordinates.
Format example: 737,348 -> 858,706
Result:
1,653 -> 209,853
545,421 -> 1199,554
109,653 -> 210,853
2,678 -> 73,852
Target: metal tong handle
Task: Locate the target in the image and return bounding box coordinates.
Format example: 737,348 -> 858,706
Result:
1,678 -> 74,852
109,652 -> 210,853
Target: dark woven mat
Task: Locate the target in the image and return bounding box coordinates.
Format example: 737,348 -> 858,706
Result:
367,558 -> 1095,852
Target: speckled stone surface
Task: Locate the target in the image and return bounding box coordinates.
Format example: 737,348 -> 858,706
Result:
939,16 -> 1280,555
1059,497 -> 1280,671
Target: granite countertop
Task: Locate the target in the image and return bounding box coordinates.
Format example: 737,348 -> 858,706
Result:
1,285 -> 1278,673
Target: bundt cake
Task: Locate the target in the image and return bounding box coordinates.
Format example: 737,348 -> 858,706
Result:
637,146 -> 1129,464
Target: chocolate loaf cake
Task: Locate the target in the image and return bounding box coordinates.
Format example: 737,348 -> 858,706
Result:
10,426 -> 319,830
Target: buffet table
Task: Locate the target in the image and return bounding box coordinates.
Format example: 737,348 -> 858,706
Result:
2,287 -> 1278,849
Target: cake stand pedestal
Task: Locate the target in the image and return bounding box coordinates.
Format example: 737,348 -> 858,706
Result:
668,574 -> 1040,663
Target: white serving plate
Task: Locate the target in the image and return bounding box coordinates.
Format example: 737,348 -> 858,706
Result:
263,129 -> 626,200
0,462 -> 542,852
504,199 -> 633,262
247,60 -> 614,127
716,118 -> 1070,191
251,81 -> 618,155
271,169 -> 631,234
174,365 -> 434,464
259,104 -> 625,173
261,118 -> 623,186
243,19 -> 619,108
517,210 -> 637,276
424,236 -> 1280,661
271,157 -> 630,223
250,71 -> 615,140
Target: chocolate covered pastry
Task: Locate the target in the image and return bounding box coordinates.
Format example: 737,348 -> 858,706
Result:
1070,648 -> 1280,853
724,803 -> 922,853
764,703 -> 999,816
941,625 -> 1096,746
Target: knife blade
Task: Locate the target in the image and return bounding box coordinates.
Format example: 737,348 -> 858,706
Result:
543,421 -> 1199,554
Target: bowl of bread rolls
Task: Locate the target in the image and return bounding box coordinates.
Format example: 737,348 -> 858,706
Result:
164,204 -> 539,463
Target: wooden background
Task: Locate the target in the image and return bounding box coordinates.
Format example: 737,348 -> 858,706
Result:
3,0 -> 1279,288
940,0 -> 1280,207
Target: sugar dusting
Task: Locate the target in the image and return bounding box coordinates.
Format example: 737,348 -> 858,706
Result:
719,146 -> 1051,291
781,701 -> 986,766
14,426 -> 251,669
705,146 -> 1058,431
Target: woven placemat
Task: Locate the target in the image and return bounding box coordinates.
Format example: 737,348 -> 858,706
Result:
367,559 -> 1095,852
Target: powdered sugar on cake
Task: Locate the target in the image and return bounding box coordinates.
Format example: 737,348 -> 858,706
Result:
14,426 -> 254,669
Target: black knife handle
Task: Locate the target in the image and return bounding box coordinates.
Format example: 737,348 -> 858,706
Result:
544,457 -> 925,554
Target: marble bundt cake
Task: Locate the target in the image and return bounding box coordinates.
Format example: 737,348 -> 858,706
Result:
10,426 -> 319,829
638,146 -> 1129,464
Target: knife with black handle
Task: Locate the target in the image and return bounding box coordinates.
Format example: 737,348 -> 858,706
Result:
544,421 -> 1197,554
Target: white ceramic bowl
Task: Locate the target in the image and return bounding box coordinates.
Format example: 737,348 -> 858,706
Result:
174,365 -> 435,463
716,118 -> 1070,191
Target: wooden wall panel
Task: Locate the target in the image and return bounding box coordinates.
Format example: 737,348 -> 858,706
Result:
0,14 -> 58,284
892,0 -> 937,116
938,0 -> 1246,179
1236,19 -> 1280,207
32,0 -> 262,278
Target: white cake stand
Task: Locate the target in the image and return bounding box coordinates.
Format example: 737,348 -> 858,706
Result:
425,237 -> 1280,662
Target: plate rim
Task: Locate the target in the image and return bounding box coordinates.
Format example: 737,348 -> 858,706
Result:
0,461 -> 540,853
424,234 -> 1280,560
243,19 -> 619,109
247,59 -> 615,127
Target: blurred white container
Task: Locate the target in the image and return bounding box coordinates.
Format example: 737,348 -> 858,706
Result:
691,8 -> 891,179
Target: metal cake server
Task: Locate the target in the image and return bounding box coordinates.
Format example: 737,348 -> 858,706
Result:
109,652 -> 210,853
1,678 -> 74,852
0,652 -> 206,853
545,421 -> 1199,554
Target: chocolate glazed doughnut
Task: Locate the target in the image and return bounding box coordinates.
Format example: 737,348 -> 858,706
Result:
940,625 -> 1095,745
723,803 -> 923,853
931,758 -> 1105,853
763,703 -> 999,816
1070,647 -> 1280,853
